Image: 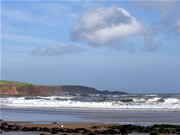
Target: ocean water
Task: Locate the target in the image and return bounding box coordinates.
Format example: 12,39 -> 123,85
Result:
0,94 -> 180,124
1,94 -> 180,111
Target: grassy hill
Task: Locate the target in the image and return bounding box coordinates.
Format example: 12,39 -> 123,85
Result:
0,80 -> 31,86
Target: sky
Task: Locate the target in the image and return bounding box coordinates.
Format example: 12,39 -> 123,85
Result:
1,0 -> 180,93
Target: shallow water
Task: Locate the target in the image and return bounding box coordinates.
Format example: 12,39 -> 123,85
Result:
1,108 -> 180,125
1,109 -> 82,123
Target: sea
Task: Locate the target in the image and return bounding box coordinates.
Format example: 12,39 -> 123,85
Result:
0,93 -> 180,125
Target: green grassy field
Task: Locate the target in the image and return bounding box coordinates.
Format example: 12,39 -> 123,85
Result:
0,80 -> 31,86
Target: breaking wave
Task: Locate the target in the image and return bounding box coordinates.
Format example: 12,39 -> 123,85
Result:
0,94 -> 180,111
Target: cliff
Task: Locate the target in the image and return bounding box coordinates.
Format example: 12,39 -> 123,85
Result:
0,80 -> 127,96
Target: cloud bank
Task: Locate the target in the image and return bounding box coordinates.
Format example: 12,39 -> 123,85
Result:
72,6 -> 144,46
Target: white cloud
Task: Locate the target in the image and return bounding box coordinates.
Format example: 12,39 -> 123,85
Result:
72,6 -> 144,46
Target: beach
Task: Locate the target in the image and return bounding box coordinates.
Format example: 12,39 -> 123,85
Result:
1,94 -> 180,134
1,108 -> 180,135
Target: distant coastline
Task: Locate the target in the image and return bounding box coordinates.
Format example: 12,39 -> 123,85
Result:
0,80 -> 127,96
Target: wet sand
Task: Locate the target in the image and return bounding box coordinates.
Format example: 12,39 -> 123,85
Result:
0,120 -> 110,130
1,108 -> 180,125
0,121 -> 120,135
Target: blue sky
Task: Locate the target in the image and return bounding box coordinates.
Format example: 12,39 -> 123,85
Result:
1,0 -> 180,93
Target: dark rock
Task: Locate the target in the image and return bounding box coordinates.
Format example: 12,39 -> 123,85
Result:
43,127 -> 50,132
51,130 -> 59,134
39,127 -> 43,131
87,133 -> 96,135
82,129 -> 93,135
29,127 -> 39,131
1,122 -> 8,126
121,133 -> 128,135
22,127 -> 30,131
7,125 -> 13,128
74,128 -> 87,133
90,126 -> 100,129
51,127 -> 60,133
106,129 -> 118,134
150,132 -> 158,135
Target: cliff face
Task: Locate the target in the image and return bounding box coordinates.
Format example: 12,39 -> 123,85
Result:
0,85 -> 99,96
0,85 -> 19,95
17,85 -> 63,96
0,80 -> 127,96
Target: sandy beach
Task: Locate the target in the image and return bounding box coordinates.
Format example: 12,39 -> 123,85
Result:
0,120 -> 110,130
0,121 -> 122,135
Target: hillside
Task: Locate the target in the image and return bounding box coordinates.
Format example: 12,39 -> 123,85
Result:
0,80 -> 31,85
0,80 -> 127,96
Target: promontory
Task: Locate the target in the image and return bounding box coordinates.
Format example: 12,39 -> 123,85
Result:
0,80 -> 127,96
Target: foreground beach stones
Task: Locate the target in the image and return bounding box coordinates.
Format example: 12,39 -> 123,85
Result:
1,122 -> 180,135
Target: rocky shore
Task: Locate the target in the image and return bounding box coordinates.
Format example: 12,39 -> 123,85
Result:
1,121 -> 180,135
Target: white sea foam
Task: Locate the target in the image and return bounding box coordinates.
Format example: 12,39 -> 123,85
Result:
145,95 -> 157,97
164,98 -> 180,104
133,97 -> 162,104
0,95 -> 180,111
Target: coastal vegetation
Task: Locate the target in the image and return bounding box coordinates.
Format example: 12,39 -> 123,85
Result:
0,80 -> 31,86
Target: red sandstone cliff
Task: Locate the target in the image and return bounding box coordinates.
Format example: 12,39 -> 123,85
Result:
0,85 -> 19,95
0,83 -> 98,96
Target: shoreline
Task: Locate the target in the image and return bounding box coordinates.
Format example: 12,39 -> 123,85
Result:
1,108 -> 180,126
1,120 -> 180,135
